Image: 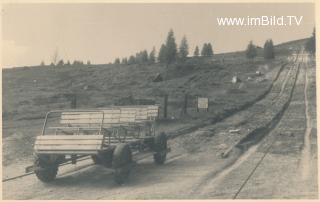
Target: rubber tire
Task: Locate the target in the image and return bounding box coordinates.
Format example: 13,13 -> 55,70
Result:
153,132 -> 167,165
112,144 -> 132,184
34,155 -> 58,182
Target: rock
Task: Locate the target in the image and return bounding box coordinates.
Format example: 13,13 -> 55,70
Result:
217,143 -> 228,150
229,129 -> 240,133
232,76 -> 240,83
153,73 -> 163,82
256,71 -> 262,76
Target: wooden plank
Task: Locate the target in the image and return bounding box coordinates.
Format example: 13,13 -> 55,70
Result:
35,139 -> 103,145
62,112 -> 103,114
61,114 -> 104,119
119,118 -> 136,123
104,136 -> 138,140
35,150 -> 99,154
101,114 -> 120,119
103,139 -> 140,144
34,144 -> 102,150
62,111 -> 120,117
100,109 -> 121,113
61,119 -> 103,124
36,135 -> 104,140
103,119 -> 120,124
48,127 -> 101,130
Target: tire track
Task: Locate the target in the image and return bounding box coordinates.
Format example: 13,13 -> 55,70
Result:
301,54 -> 312,180
231,53 -> 315,199
189,52 -> 302,197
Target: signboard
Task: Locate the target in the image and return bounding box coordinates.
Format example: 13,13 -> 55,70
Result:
197,97 -> 209,110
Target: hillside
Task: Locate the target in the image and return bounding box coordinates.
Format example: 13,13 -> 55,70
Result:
3,52 -> 289,123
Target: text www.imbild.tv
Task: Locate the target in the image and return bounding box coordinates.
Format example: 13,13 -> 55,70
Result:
217,16 -> 303,26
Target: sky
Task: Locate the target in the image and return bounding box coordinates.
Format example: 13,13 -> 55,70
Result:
1,3 -> 315,68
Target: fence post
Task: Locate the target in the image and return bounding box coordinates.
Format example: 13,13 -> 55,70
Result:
163,94 -> 168,119
182,93 -> 188,115
196,96 -> 199,112
70,93 -> 77,109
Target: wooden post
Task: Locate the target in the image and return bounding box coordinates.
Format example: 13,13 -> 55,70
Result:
196,96 -> 199,112
163,95 -> 168,119
70,93 -> 77,109
182,93 -> 188,115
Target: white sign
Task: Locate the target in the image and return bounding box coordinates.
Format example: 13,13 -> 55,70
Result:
198,97 -> 209,109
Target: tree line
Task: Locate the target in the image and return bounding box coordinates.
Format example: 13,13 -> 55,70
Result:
40,59 -> 91,67
114,29 -> 214,66
41,28 -> 315,67
246,28 -> 315,60
245,39 -> 275,60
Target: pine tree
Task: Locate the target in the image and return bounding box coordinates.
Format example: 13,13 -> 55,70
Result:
246,41 -> 257,60
57,59 -> 64,66
149,47 -> 156,63
141,50 -> 148,63
178,35 -> 189,61
194,46 -> 199,57
201,43 -> 214,56
128,55 -> 135,65
201,43 -> 208,56
40,61 -> 45,66
121,57 -> 128,64
207,43 -> 214,56
305,28 -> 316,55
135,52 -> 141,64
114,58 -> 120,64
135,51 -> 148,64
264,39 -> 275,59
87,60 -> 91,65
164,29 -> 177,66
158,44 -> 166,63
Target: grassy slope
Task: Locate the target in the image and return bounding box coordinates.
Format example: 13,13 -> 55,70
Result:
3,39 -> 304,123
3,56 -> 284,121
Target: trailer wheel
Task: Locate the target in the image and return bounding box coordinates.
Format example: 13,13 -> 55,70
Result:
153,132 -> 167,165
34,155 -> 58,182
112,144 -> 132,184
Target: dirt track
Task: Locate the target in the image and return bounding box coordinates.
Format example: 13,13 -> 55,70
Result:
192,53 -> 318,199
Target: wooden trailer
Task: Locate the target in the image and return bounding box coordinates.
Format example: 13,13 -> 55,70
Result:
32,105 -> 168,184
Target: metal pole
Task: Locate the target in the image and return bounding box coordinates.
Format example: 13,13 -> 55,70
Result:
163,95 -> 168,119
182,93 -> 188,115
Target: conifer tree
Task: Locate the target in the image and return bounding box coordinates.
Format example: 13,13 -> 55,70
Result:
178,35 -> 189,61
194,46 -> 199,57
246,41 -> 257,60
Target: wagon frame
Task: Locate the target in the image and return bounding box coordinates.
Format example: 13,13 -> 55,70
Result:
32,105 -> 168,184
